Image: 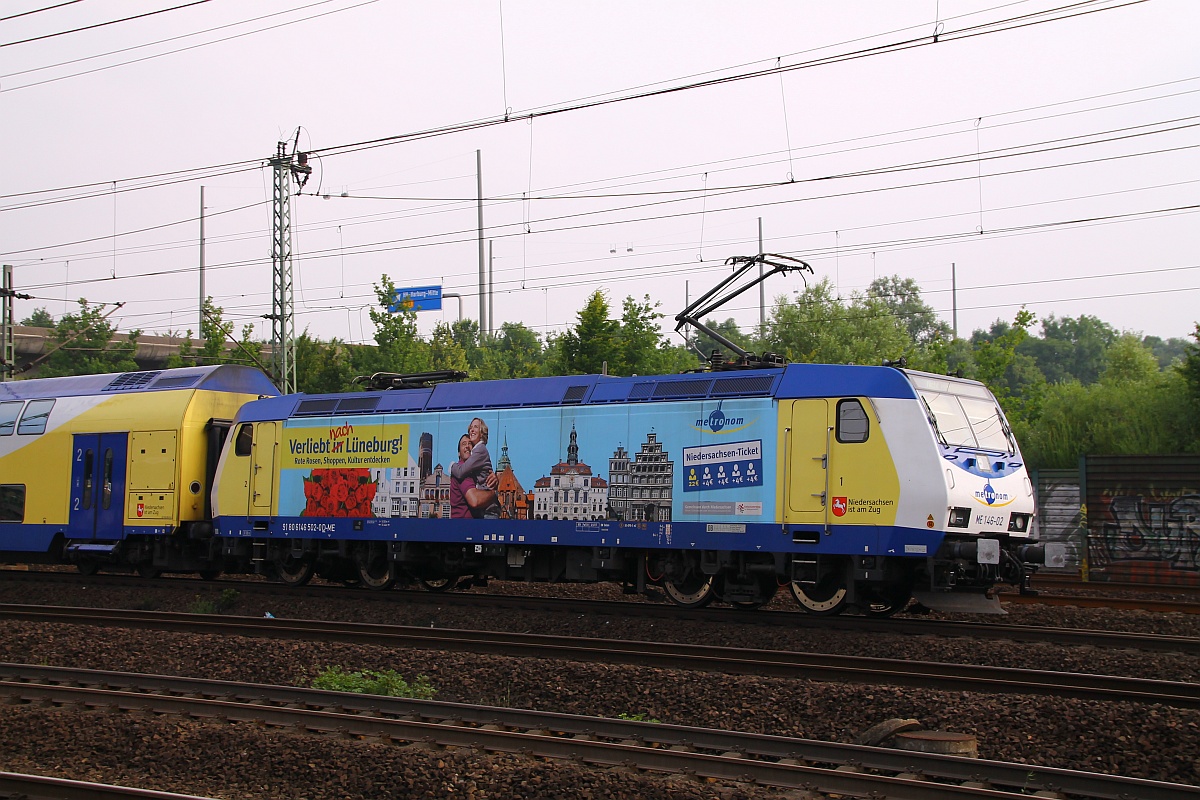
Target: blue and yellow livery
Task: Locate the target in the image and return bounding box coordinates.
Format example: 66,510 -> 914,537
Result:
211,364 -> 1059,614
0,365 -> 277,574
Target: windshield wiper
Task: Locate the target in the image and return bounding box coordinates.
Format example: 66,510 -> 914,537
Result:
920,396 -> 948,446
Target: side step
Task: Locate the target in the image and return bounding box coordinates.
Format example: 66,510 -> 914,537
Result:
912,590 -> 1006,615
65,542 -> 121,560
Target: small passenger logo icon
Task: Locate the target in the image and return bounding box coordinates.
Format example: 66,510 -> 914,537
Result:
832,497 -> 847,517
136,503 -> 144,517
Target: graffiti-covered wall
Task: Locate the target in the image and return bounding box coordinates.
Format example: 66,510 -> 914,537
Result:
1082,454 -> 1200,585
1032,469 -> 1083,573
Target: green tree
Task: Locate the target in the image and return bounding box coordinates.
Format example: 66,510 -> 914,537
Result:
295,332 -> 357,394
972,309 -> 1045,426
428,321 -> 470,372
1143,334 -> 1191,370
36,300 -> 140,377
558,290 -> 620,375
686,317 -> 750,365
867,275 -> 951,347
478,322 -> 544,379
763,278 -> 910,366
1179,324 -> 1200,403
617,294 -> 669,376
20,308 -> 54,328
368,275 -> 430,374
199,296 -> 235,364
1020,314 -> 1116,385
1102,334 -> 1160,385
448,318 -> 484,371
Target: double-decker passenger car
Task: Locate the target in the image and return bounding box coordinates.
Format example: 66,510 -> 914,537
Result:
0,365 -> 278,575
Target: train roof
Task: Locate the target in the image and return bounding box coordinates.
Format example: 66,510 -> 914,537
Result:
0,364 -> 279,401
235,362 -> 942,423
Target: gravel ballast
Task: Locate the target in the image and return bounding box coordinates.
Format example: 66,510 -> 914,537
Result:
0,575 -> 1197,798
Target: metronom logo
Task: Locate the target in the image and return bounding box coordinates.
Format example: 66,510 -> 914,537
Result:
695,408 -> 745,432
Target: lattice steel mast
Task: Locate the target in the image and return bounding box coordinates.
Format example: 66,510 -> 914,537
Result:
267,138 -> 310,394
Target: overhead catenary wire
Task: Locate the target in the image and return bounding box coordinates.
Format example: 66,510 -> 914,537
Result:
5,113 -> 1194,261
0,0 -> 1149,208
1,0 -> 1187,344
0,1 -> 213,49
0,1 -> 85,24
22,201 -> 1198,308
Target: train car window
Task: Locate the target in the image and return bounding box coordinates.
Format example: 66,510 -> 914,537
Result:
101,449 -> 114,510
0,401 -> 23,436
234,423 -> 253,456
0,485 -> 24,522
17,399 -> 54,435
82,450 -> 95,510
836,399 -> 869,443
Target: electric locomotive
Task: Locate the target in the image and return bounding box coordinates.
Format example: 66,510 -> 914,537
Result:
210,362 -> 1060,614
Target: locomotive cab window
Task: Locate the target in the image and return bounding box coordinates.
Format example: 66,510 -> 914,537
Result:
234,423 -> 253,456
0,401 -> 23,436
0,485 -> 24,522
17,399 -> 54,435
836,399 -> 869,443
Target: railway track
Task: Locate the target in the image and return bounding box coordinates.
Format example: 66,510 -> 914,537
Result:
2,663 -> 1197,800
1031,573 -> 1200,598
0,772 -> 218,800
1,603 -> 1196,708
2,570 -> 1197,653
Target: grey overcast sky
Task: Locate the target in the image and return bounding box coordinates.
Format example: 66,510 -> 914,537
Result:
1,0 -> 1197,349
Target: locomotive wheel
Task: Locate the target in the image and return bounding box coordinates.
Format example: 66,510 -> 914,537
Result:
663,574 -> 716,608
860,584 -> 911,618
274,553 -> 315,587
136,564 -> 161,579
355,543 -> 395,591
790,573 -> 849,615
417,576 -> 457,592
198,569 -> 222,581
76,560 -> 100,576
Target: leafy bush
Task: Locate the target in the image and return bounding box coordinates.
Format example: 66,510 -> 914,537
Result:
311,666 -> 436,699
188,588 -> 239,615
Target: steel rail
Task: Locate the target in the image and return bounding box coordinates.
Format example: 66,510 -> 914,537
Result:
1031,574 -> 1200,598
1001,592 -> 1200,614
2,604 -> 1197,708
0,771 -> 219,800
2,664 -> 1197,800
3,570 -> 1197,653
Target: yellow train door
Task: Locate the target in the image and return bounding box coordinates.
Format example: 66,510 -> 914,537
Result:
783,399 -> 830,526
250,421 -> 278,514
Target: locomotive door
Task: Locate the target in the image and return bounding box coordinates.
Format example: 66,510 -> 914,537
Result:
784,400 -> 830,523
69,433 -> 129,540
249,421 -> 278,514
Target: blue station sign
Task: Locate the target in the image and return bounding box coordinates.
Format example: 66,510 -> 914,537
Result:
389,285 -> 443,312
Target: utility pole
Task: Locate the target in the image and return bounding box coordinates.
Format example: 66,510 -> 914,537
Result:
757,218 -> 765,331
952,262 -> 958,339
199,186 -> 205,336
1,266 -> 13,382
488,240 -> 494,338
0,266 -> 31,381
476,150 -> 486,332
267,139 -> 310,394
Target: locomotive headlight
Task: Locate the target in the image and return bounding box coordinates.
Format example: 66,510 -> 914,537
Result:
1008,513 -> 1031,533
947,507 -> 971,528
